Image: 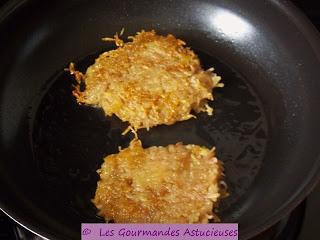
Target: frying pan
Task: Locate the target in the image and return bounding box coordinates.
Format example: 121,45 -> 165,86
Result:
1,0 -> 320,239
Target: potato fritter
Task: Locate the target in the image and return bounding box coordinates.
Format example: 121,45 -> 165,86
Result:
71,30 -> 222,131
93,139 -> 223,223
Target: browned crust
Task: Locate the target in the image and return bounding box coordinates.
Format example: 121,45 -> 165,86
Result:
93,139 -> 225,223
67,30 -> 223,131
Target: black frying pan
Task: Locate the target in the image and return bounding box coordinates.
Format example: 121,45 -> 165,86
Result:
1,0 -> 320,239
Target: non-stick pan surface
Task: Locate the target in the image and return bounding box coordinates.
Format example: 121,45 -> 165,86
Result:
1,0 -> 320,239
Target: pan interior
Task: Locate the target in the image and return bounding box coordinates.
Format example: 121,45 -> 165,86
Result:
31,50 -> 268,224
1,0 -> 320,240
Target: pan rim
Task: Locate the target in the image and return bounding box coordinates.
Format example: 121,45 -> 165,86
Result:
0,0 -> 320,240
239,0 -> 320,239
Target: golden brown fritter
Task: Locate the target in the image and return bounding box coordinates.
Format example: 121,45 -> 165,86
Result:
70,30 -> 222,131
93,139 -> 224,223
